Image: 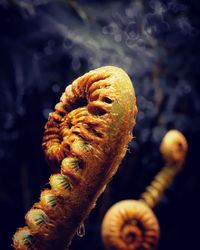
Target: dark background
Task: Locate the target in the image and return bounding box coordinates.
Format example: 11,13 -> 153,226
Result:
0,0 -> 200,249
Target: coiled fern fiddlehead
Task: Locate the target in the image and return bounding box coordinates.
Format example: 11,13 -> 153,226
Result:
101,130 -> 188,250
13,66 -> 137,250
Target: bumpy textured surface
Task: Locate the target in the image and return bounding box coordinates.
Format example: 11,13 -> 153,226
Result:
13,66 -> 137,250
102,200 -> 160,250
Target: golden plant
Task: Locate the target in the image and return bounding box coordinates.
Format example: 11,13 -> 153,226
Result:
101,130 -> 188,250
13,66 -> 137,250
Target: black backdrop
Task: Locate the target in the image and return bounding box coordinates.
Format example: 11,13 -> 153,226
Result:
0,0 -> 200,249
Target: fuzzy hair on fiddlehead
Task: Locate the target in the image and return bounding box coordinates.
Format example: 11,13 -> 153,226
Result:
13,66 -> 137,250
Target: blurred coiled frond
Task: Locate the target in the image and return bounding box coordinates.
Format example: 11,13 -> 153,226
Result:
102,200 -> 159,250
141,130 -> 188,208
101,130 -> 188,250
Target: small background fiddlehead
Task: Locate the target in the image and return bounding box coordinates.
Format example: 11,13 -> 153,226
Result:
101,130 -> 188,250
102,200 -> 160,250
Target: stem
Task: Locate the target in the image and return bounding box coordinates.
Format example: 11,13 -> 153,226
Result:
140,163 -> 182,209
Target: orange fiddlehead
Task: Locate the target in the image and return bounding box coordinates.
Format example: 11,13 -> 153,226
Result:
140,130 -> 188,208
101,130 -> 188,250
13,66 -> 137,250
102,200 -> 159,250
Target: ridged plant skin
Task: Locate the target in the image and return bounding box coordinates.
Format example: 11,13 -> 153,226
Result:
101,130 -> 188,250
13,66 -> 137,250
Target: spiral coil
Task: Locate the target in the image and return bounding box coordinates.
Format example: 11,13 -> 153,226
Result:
102,200 -> 160,250
101,130 -> 188,250
13,66 -> 137,250
140,130 -> 188,208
